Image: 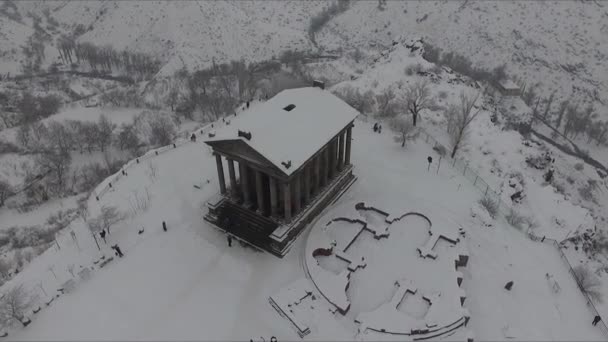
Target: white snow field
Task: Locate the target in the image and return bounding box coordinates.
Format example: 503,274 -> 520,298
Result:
2,111 -> 606,341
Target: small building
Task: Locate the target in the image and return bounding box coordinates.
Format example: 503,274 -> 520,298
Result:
204,85 -> 358,257
497,79 -> 521,97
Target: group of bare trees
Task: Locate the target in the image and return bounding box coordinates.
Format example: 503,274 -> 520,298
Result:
518,79 -> 608,147
16,92 -> 62,125
422,42 -> 507,86
14,108 -> 179,204
57,37 -> 161,79
175,58 -> 292,121
336,79 -> 482,157
308,0 -> 350,43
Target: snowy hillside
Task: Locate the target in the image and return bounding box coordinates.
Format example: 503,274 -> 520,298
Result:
1,0 -> 606,113
318,1 -> 608,117
2,0 -> 326,75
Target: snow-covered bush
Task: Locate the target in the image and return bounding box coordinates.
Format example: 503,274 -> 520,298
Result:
572,265 -> 602,303
404,63 -> 423,76
506,209 -> 526,230
134,111 -> 178,147
578,180 -> 598,203
0,285 -> 33,327
478,196 -> 499,219
574,163 -> 584,171
333,86 -> 375,114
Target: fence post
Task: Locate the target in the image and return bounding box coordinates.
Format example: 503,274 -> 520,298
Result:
437,156 -> 441,175
463,165 -> 467,177
484,185 -> 489,197
453,158 -> 456,167
473,175 -> 478,186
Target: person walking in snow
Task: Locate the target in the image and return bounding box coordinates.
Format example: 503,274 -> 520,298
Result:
373,123 -> 378,132
593,315 -> 602,326
99,230 -> 107,244
378,124 -> 382,134
227,234 -> 233,247
162,221 -> 167,232
112,244 -> 124,258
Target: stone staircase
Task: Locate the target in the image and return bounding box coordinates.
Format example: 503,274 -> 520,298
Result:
209,200 -> 278,250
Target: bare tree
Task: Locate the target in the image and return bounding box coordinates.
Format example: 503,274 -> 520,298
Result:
16,124 -> 31,150
541,90 -> 557,121
148,113 -> 176,146
93,205 -> 125,235
390,116 -> 418,148
554,99 -> 569,130
46,121 -> 74,156
375,88 -> 397,117
76,197 -> 100,250
116,123 -> 140,154
403,81 -> 432,126
166,87 -> 179,112
82,122 -> 100,153
97,114 -> 115,152
446,92 -> 482,158
0,179 -> 12,207
0,285 -> 32,326
0,259 -> 10,280
35,149 -> 71,195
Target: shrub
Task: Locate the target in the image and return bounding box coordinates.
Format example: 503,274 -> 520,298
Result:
438,90 -> 449,99
478,196 -> 499,219
404,63 -> 423,76
506,209 -> 526,230
573,265 -> 602,303
578,181 -> 596,202
432,144 -> 447,156
574,163 -> 584,171
0,140 -> 21,154
333,86 -> 375,114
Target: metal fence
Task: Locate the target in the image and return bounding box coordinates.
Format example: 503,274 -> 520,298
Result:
416,126 -> 608,337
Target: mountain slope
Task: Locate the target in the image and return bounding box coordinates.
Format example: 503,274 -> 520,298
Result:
318,0 -> 608,115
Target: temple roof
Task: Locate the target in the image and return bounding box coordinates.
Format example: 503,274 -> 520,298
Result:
206,87 -> 359,176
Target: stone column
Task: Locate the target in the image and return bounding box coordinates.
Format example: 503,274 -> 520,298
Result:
239,162 -> 252,207
332,138 -> 339,174
269,177 -> 278,218
303,164 -> 311,205
255,170 -> 265,215
338,130 -> 345,171
293,174 -> 301,215
345,125 -> 352,165
313,154 -> 320,194
215,154 -> 226,194
284,181 -> 292,221
227,158 -> 238,198
327,141 -> 335,180
321,147 -> 329,186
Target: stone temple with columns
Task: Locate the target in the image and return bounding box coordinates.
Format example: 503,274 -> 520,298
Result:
204,84 -> 358,257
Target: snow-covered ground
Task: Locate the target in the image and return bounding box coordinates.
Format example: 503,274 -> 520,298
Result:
0,110 -> 603,340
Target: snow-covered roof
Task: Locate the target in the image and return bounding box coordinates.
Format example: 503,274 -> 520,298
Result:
499,79 -> 519,90
206,87 -> 359,176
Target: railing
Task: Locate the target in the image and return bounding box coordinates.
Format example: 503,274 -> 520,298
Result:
413,125 -> 608,337
93,122 -> 216,201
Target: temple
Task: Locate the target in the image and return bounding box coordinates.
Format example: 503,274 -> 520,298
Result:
204,84 -> 358,257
